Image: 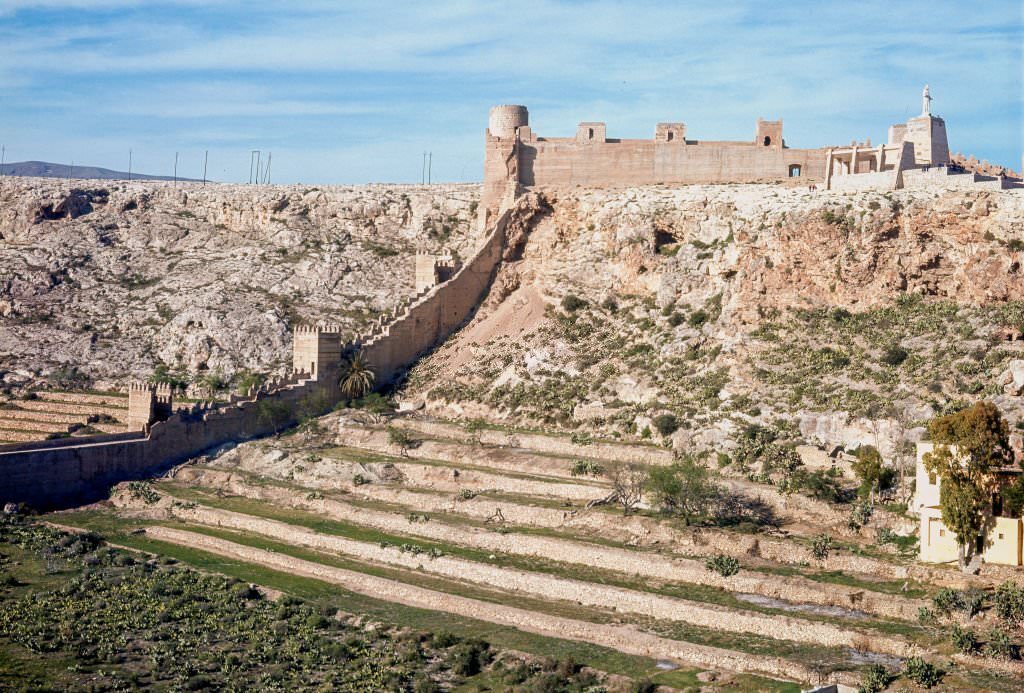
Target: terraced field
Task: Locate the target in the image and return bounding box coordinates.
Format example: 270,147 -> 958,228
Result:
0,390 -> 131,444
51,412 -> 1024,691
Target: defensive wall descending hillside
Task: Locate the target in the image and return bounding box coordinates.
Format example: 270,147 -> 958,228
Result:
0,207 -> 516,508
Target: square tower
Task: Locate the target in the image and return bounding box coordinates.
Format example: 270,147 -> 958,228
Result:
755,119 -> 783,149
292,324 -> 342,380
576,122 -> 607,143
655,123 -> 686,143
904,115 -> 949,167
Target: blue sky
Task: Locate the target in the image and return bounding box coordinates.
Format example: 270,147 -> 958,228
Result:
1,1 -> 1021,184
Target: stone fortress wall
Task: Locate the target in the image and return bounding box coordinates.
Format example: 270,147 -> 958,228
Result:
483,105 -> 825,217
2,86 -> 1020,507
483,86 -> 1020,217
0,203 -> 515,508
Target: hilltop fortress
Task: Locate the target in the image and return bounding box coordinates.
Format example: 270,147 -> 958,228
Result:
1,87 -> 1020,508
482,86 -> 1019,220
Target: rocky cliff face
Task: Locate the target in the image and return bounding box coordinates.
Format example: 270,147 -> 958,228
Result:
0,178 -> 481,392
404,184 -> 1024,454
2,177 -> 1022,454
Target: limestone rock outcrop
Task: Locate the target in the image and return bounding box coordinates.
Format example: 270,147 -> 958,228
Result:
0,178 -> 481,391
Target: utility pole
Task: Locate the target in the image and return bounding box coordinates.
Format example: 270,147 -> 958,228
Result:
249,150 -> 261,185
421,151 -> 426,184
69,161 -> 74,181
128,149 -> 132,181
202,150 -> 208,186
173,152 -> 179,186
428,152 -> 432,185
0,145 -> 5,177
263,152 -> 272,185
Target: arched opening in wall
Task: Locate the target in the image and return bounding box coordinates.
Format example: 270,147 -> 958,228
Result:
588,128 -> 595,140
667,131 -> 675,142
763,136 -> 772,146
788,164 -> 802,178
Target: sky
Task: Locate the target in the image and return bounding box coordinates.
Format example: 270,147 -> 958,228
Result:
0,1 -> 1021,184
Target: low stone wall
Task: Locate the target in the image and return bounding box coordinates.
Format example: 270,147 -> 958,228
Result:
146,524 -> 857,687
902,168 -> 1006,192
829,170 -> 897,192
177,467 -> 926,621
164,502 -> 914,658
35,392 -> 129,406
397,418 -> 675,465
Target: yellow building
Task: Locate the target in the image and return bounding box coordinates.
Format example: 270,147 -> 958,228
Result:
913,442 -> 1023,566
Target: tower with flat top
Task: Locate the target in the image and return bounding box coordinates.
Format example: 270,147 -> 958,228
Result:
899,85 -> 949,166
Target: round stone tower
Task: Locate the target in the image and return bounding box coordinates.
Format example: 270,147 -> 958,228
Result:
488,105 -> 529,139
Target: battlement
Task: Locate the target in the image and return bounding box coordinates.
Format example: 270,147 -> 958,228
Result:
292,324 -> 343,380
415,250 -> 461,294
126,381 -> 174,430
950,152 -> 1021,180
482,104 -> 821,215
293,323 -> 342,336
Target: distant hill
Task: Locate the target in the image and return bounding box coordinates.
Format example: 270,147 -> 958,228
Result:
0,161 -> 203,182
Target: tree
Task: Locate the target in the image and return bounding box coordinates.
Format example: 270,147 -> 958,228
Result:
605,462 -> 648,516
1003,475 -> 1024,519
923,401 -> 1013,570
255,399 -> 292,436
852,445 -> 887,501
387,427 -> 418,457
648,457 -> 720,526
339,351 -> 375,400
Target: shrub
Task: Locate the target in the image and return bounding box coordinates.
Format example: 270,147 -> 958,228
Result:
848,500 -> 873,530
450,638 -> 491,676
687,309 -> 709,328
651,414 -> 679,437
993,581 -> 1024,626
705,554 -> 740,577
903,656 -> 941,688
880,345 -> 909,366
350,392 -> 395,414
933,587 -> 985,618
810,534 -> 833,561
859,663 -> 891,693
560,294 -> 588,313
951,624 -> 978,654
983,629 -> 1018,660
387,427 -> 419,455
569,459 -> 604,477
127,481 -> 160,505
352,474 -> 369,486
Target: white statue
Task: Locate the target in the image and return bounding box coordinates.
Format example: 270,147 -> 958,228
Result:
922,84 -> 932,116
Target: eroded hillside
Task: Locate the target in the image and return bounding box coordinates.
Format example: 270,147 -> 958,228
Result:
404,185 -> 1024,456
0,179 -> 481,392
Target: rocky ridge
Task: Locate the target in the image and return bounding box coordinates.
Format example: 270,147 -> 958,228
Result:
404,184 -> 1024,455
0,178 -> 481,392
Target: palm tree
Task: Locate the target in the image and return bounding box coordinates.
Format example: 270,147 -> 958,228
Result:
339,351 -> 375,400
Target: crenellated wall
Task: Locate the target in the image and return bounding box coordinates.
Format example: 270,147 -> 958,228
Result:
0,203 -> 517,508
482,105 -> 828,217
360,207 -> 512,385
0,354 -> 337,508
